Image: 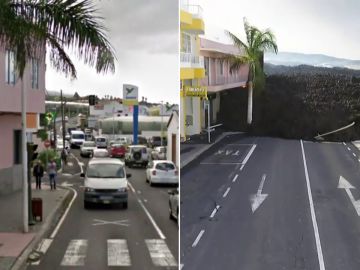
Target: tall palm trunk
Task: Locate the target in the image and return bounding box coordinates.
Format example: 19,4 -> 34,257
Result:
247,81 -> 253,125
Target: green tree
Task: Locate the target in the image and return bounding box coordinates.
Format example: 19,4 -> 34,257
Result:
0,0 -> 116,79
226,18 -> 278,125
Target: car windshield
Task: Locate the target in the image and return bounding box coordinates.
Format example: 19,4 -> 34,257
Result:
132,147 -> 146,153
72,134 -> 84,139
96,138 -> 106,142
87,164 -> 125,178
83,142 -> 95,147
155,162 -> 175,171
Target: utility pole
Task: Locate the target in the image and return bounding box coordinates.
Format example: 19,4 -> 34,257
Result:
160,101 -> 164,146
61,90 -> 66,149
21,71 -> 28,233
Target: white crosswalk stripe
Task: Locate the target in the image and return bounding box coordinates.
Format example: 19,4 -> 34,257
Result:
107,239 -> 131,266
60,239 -> 88,266
145,239 -> 178,267
32,238 -> 177,267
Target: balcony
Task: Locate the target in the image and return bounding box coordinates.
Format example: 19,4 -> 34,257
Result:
181,52 -> 204,69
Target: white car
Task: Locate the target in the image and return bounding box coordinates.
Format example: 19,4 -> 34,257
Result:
56,139 -> 69,152
115,137 -> 128,145
80,141 -> 96,157
125,145 -> 149,168
81,158 -> 131,209
146,160 -> 178,186
168,188 -> 179,221
151,146 -> 166,160
70,130 -> 85,148
92,148 -> 109,158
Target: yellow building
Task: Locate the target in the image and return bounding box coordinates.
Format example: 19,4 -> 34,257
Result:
180,0 -> 207,138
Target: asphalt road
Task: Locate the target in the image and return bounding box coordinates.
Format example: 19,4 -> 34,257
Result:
181,135 -> 360,270
26,148 -> 178,269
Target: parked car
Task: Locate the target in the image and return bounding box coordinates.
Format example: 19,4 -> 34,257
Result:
80,141 -> 96,157
168,188 -> 179,222
151,146 -> 166,160
65,133 -> 71,141
81,158 -> 131,209
125,145 -> 149,168
110,144 -> 126,158
148,136 -> 167,148
92,148 -> 110,158
146,160 -> 178,186
56,139 -> 69,152
95,136 -> 108,148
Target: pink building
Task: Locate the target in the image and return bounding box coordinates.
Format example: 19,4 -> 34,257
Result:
200,38 -> 249,126
0,47 -> 45,194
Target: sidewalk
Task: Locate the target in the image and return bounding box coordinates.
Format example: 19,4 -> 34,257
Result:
181,130 -> 243,169
0,181 -> 71,270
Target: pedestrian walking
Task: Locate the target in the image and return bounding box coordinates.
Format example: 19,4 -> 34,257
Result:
61,149 -> 68,166
33,160 -> 44,189
48,159 -> 57,190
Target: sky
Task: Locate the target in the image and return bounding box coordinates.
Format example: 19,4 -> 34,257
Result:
46,0 -> 179,103
199,0 -> 360,60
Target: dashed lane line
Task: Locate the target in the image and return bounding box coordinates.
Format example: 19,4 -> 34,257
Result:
232,174 -> 238,182
192,230 -> 205,248
347,147 -> 351,151
210,205 -> 220,218
223,187 -> 231,198
353,153 -> 357,157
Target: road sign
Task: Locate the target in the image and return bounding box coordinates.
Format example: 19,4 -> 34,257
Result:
44,140 -> 51,148
123,84 -> 138,105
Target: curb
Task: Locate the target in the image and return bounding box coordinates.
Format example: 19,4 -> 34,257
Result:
10,187 -> 73,270
180,132 -> 243,169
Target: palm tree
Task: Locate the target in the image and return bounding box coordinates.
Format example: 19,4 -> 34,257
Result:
0,0 -> 116,78
226,18 -> 278,125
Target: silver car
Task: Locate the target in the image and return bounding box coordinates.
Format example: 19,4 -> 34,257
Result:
80,141 -> 96,157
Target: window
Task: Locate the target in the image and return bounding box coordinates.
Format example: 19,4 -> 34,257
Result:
5,50 -> 16,85
14,130 -> 21,164
204,57 -> 209,76
181,33 -> 191,53
31,58 -> 39,89
219,59 -> 224,75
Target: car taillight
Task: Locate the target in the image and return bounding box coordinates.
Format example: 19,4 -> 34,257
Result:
152,170 -> 156,176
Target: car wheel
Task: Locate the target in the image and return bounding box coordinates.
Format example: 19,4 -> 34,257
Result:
123,201 -> 128,209
149,178 -> 153,186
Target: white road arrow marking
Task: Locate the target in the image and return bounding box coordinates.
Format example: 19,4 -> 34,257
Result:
225,150 -> 232,155
250,174 -> 268,213
61,181 -> 73,187
232,150 -> 240,156
338,176 -> 360,216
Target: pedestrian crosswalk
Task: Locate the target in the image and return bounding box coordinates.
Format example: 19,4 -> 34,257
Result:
32,238 -> 177,267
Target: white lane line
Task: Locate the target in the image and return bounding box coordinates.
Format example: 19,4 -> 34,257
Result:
210,205 -> 220,218
180,263 -> 184,269
50,186 -> 77,239
300,140 -> 325,270
358,159 -> 360,162
107,239 -> 131,266
31,239 -> 53,265
70,153 -> 84,174
60,239 -> 88,266
347,147 -> 351,151
128,182 -> 166,239
192,230 -> 205,247
201,162 -> 243,165
145,239 -> 177,267
353,153 -> 357,157
241,144 -> 257,166
343,142 -> 346,146
223,187 -> 231,198
232,174 -> 239,182
239,165 -> 245,171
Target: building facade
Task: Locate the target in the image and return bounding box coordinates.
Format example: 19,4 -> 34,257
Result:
167,111 -> 179,167
199,37 -> 249,128
0,47 -> 46,195
180,0 -> 207,138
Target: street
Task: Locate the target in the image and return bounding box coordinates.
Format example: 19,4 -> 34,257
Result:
181,134 -> 360,270
27,149 -> 178,269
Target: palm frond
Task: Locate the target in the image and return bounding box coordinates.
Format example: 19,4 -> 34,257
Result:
225,30 -> 248,52
227,54 -> 251,74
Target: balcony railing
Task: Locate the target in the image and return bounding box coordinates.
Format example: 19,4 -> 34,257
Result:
180,0 -> 203,18
181,52 -> 204,68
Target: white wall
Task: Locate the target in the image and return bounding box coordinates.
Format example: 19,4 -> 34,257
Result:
167,113 -> 179,167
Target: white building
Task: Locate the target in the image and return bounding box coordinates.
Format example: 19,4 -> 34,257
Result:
89,100 -> 149,118
167,111 -> 179,167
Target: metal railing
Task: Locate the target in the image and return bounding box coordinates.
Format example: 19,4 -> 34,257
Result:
180,52 -> 204,68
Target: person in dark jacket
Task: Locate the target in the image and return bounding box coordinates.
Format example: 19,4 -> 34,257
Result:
33,160 -> 44,189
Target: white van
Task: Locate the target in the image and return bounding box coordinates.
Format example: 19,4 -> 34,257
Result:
82,158 -> 131,209
70,130 -> 85,148
95,136 -> 108,148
